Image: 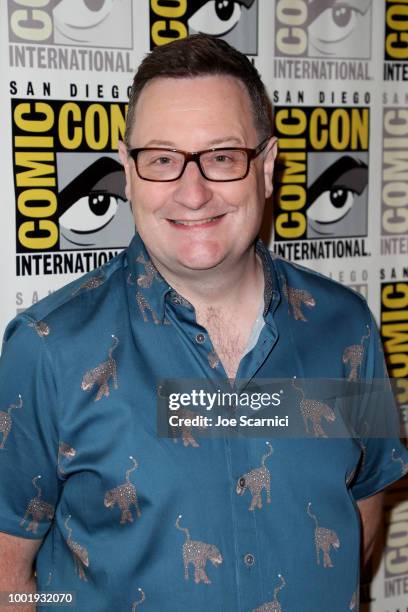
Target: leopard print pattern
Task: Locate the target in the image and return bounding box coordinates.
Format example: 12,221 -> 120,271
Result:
65,515 -> 89,581
58,441 -> 76,459
20,475 -> 54,534
172,408 -> 208,448
136,254 -> 161,288
81,335 -> 119,401
0,395 -> 22,449
342,325 -> 370,381
159,387 -> 203,447
307,503 -> 340,568
293,379 -> 335,438
342,345 -> 364,381
300,399 -> 335,438
131,588 -> 145,610
72,274 -> 105,295
236,442 -> 273,511
252,574 -> 286,612
207,351 -> 219,369
136,292 -> 160,325
58,442 -> 76,474
176,515 -> 222,584
28,320 -> 50,337
168,290 -> 193,310
104,456 -> 141,523
282,278 -> 316,322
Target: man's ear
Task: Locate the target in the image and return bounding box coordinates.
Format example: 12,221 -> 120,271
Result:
264,137 -> 278,199
118,140 -> 132,202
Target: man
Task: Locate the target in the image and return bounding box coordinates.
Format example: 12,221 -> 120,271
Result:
0,35 -> 407,612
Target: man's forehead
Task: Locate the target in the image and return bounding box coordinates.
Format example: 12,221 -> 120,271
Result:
134,75 -> 251,117
130,75 -> 257,145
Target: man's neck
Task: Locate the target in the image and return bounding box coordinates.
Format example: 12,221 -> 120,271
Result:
149,246 -> 264,313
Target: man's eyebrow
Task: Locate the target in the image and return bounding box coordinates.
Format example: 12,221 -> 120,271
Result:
141,137 -> 245,149
206,137 -> 245,147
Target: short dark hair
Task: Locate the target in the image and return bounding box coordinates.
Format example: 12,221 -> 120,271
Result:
124,34 -> 272,147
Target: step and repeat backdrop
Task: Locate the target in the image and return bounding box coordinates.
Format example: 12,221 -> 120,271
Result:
0,1 -> 407,610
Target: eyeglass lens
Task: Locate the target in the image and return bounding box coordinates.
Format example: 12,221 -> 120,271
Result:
137,149 -> 249,181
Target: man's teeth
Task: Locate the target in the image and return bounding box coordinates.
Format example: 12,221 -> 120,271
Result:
171,216 -> 221,226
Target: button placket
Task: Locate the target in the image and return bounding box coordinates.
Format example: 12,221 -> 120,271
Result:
226,438 -> 264,611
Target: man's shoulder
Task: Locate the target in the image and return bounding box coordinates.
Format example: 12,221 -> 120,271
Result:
270,252 -> 370,321
3,251 -> 127,343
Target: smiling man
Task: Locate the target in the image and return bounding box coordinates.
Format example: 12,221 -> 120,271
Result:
118,69 -> 275,377
0,35 -> 407,612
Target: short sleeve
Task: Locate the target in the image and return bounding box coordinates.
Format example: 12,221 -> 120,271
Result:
0,315 -> 61,539
350,306 -> 408,500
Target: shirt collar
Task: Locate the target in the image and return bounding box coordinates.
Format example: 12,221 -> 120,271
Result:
255,238 -> 279,317
125,233 -> 280,324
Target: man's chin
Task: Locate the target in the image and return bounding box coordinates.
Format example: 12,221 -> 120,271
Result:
175,256 -> 225,273
172,243 -> 227,273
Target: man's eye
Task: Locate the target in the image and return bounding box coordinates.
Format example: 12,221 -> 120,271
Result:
148,156 -> 180,167
188,1 -> 242,36
59,192 -> 121,234
308,6 -> 359,45
214,154 -> 231,163
53,0 -> 114,28
152,157 -> 172,165
307,188 -> 355,224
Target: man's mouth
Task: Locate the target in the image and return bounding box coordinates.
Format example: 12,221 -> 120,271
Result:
168,214 -> 225,227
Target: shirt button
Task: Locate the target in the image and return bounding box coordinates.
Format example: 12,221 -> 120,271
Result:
195,333 -> 205,344
244,553 -> 255,567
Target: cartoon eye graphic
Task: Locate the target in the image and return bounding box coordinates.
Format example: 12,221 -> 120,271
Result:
307,188 -> 355,224
307,156 -> 368,234
59,192 -> 122,234
309,7 -> 357,43
308,1 -> 372,56
54,0 -> 114,38
188,0 -> 254,37
58,157 -> 128,245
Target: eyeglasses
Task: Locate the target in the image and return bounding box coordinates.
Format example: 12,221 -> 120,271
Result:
127,138 -> 270,182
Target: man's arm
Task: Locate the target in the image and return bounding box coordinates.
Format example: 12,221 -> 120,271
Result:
357,491 -> 384,566
0,532 -> 42,611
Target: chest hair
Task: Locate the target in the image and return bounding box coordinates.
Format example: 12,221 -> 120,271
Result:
198,306 -> 251,379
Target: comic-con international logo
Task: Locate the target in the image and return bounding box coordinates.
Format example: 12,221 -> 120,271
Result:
384,0 -> 408,80
273,106 -> 369,252
150,0 -> 258,54
8,0 -> 132,48
381,280 -> 408,383
380,279 -> 408,599
381,107 -> 408,257
12,99 -> 134,276
274,0 -> 372,59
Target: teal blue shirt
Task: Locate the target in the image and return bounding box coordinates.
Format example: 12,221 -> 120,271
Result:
0,233 -> 406,612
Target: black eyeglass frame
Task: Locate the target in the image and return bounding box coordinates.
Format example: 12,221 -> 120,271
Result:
127,137 -> 270,182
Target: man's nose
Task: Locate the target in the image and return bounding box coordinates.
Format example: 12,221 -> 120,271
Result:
173,159 -> 212,209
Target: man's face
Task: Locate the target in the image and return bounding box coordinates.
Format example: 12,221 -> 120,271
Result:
119,76 -> 276,278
